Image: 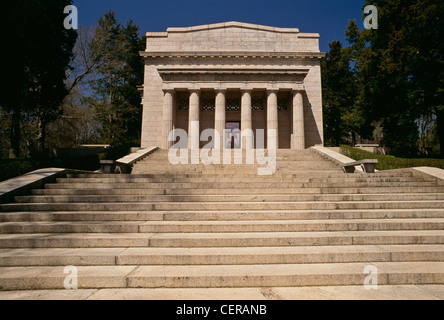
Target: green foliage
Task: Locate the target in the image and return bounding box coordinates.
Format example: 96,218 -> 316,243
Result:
0,9 -> 145,158
0,0 -> 78,157
0,156 -> 100,183
340,145 -> 444,170
325,1 -> 443,157
0,144 -> 136,181
360,0 -> 444,156
322,41 -> 362,146
0,160 -> 34,182
87,11 -> 144,147
97,145 -> 131,161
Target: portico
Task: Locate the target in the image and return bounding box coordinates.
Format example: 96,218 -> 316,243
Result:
140,22 -> 325,150
160,88 -> 306,150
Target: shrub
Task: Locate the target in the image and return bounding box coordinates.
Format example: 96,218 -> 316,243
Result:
340,145 -> 444,170
0,159 -> 34,182
0,155 -> 100,182
97,145 -> 131,161
0,145 -> 135,182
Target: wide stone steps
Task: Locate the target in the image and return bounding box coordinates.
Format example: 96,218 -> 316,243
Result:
56,176 -> 429,183
143,153 -> 324,161
2,200 -> 443,212
30,186 -> 444,196
133,169 -> 344,175
1,245 -> 443,267
138,163 -> 339,169
1,219 -> 443,234
0,231 -> 443,248
67,171 -> 418,179
0,148 -> 443,296
41,181 -> 441,190
2,209 -> 444,222
0,262 -> 443,290
14,193 -> 444,204
134,165 -> 341,172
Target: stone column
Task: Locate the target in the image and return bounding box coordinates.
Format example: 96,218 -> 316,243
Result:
267,90 -> 279,149
214,89 -> 226,150
241,90 -> 253,149
292,91 -> 305,150
188,90 -> 200,150
162,90 -> 175,149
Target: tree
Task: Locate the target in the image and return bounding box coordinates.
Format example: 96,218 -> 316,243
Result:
66,25 -> 98,96
42,25 -> 102,150
325,1 -> 444,156
360,0 -> 444,156
322,40 -> 362,146
87,11 -> 144,147
0,0 -> 77,157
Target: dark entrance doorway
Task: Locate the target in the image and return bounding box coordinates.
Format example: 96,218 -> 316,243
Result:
225,122 -> 241,149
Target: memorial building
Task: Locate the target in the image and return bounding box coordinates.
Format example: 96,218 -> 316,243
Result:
140,22 -> 325,150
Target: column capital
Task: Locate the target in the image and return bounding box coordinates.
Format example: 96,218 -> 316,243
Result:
189,89 -> 201,96
292,89 -> 304,95
241,89 -> 253,94
266,89 -> 279,95
214,88 -> 227,94
162,89 -> 176,95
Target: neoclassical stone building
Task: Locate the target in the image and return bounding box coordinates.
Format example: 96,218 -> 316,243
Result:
140,22 -> 325,150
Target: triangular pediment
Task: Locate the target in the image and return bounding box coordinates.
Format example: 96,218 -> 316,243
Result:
166,21 -> 299,34
145,21 -> 320,54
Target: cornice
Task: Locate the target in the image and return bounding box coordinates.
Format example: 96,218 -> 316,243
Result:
140,51 -> 326,60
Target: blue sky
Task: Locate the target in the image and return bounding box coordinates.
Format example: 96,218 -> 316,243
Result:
73,0 -> 366,52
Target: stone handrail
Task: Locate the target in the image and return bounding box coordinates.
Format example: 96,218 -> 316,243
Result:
0,168 -> 97,204
412,167 -> 444,186
310,146 -> 365,173
116,146 -> 159,174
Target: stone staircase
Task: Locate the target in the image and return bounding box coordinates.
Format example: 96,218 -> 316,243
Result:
0,149 -> 443,298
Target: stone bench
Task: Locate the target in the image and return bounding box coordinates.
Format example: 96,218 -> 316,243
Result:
341,159 -> 378,174
99,160 -> 116,174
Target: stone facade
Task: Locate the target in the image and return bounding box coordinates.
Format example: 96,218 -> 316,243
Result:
140,22 -> 325,149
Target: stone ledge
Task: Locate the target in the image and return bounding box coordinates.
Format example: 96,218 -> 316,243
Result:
1,285 -> 443,300
116,147 -> 159,166
0,168 -> 98,204
116,147 -> 159,174
310,146 -> 364,173
157,67 -> 311,75
140,51 -> 326,59
412,167 -> 444,186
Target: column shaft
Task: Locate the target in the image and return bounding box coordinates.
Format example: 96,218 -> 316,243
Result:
292,92 -> 305,150
162,90 -> 174,149
241,90 -> 253,149
215,90 -> 226,150
188,90 -> 200,150
267,90 -> 279,149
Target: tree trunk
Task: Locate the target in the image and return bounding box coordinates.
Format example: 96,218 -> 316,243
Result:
437,109 -> 444,157
351,132 -> 357,147
39,120 -> 47,153
10,108 -> 21,158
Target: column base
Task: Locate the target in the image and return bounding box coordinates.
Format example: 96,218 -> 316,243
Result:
291,134 -> 306,150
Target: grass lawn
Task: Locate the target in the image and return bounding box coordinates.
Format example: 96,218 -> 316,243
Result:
340,145 -> 444,171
